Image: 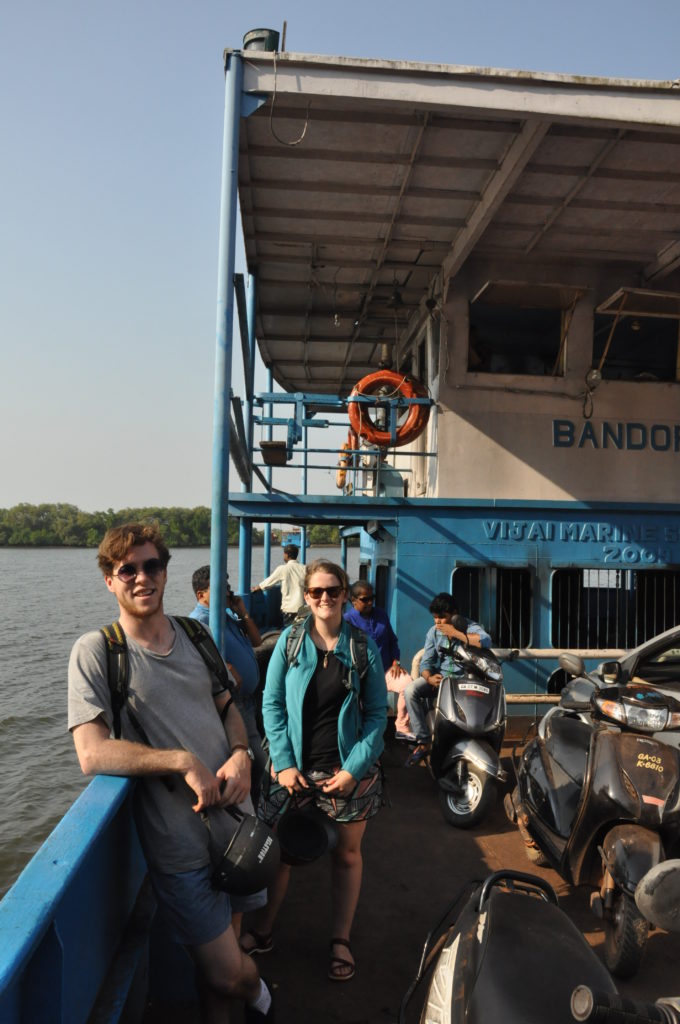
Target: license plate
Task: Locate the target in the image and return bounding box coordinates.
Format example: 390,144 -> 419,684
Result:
458,683 -> 490,694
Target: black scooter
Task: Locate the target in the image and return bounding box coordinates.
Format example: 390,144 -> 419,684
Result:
428,639 -> 513,827
505,655 -> 680,977
399,868 -> 680,1024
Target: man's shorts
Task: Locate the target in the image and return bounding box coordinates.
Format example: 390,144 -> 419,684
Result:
149,863 -> 266,947
258,764 -> 383,827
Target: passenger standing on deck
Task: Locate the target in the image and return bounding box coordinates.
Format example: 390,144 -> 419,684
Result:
252,543 -> 306,625
68,523 -> 274,1023
343,580 -> 414,740
240,559 -> 387,982
404,593 -> 491,764
190,565 -> 267,806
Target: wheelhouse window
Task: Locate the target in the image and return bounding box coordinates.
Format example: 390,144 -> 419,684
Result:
551,568 -> 680,649
593,288 -> 680,383
467,282 -> 580,377
593,317 -> 679,382
452,567 -> 532,647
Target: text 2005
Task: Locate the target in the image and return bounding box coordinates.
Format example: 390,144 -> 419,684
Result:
603,546 -> 670,565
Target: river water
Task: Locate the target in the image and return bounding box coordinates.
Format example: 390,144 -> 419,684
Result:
0,545 -> 359,898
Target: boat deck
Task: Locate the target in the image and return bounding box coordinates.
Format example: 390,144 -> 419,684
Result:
146,731 -> 680,1023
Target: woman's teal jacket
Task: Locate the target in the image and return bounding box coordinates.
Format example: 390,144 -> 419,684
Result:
262,617 -> 387,781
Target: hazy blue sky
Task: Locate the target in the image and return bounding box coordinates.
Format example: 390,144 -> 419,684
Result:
3,0 -> 680,511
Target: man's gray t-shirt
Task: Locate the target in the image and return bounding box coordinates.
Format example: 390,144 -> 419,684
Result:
68,617 -> 239,874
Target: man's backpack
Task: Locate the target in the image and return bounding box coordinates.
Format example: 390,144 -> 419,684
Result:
101,616 -> 232,739
284,608 -> 369,686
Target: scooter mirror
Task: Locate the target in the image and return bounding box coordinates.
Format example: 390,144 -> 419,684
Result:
558,652 -> 586,677
635,860 -> 680,932
599,660 -> 622,683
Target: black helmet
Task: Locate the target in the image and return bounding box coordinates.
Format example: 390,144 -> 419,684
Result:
210,807 -> 280,895
277,803 -> 338,866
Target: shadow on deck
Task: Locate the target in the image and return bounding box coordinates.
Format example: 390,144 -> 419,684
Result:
147,733 -> 680,1023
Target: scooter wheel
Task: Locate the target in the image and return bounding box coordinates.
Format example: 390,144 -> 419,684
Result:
603,891 -> 649,979
438,765 -> 494,828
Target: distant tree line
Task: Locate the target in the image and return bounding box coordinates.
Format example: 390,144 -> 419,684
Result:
0,504 -> 353,548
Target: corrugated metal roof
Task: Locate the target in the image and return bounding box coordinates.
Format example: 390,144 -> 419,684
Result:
235,50 -> 680,394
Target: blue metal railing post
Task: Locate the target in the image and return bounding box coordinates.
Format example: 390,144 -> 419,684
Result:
340,535 -> 348,572
263,368 -> 273,577
210,51 -> 242,653
300,421 -> 308,561
238,274 -> 257,605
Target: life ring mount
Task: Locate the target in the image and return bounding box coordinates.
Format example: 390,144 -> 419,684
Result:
347,370 -> 430,448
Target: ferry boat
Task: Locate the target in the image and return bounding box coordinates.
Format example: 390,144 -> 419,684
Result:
3,35 -> 680,1023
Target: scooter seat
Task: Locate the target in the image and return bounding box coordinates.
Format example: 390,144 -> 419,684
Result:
466,889 -> 616,1024
544,714 -> 591,786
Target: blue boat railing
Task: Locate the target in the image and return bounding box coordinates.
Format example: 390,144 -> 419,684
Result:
0,775 -> 148,1024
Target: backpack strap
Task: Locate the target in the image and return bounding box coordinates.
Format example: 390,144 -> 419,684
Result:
348,624 -> 369,683
174,616 -> 235,694
101,621 -> 128,740
285,611 -> 309,667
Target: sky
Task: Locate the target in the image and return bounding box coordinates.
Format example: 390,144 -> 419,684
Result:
2,0 -> 680,512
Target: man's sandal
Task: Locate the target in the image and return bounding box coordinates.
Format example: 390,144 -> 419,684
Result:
239,929 -> 274,956
328,937 -> 356,982
405,744 -> 430,767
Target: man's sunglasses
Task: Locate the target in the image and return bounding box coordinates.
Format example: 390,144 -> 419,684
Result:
356,595 -> 374,603
113,558 -> 166,583
305,586 -> 344,600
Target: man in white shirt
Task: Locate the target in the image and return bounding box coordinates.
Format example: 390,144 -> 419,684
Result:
252,544 -> 306,624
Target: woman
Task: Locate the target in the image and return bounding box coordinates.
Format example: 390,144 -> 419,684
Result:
240,559 -> 387,981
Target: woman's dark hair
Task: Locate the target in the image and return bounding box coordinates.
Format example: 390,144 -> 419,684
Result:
429,592 -> 458,616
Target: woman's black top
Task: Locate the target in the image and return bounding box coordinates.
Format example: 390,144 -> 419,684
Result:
301,648 -> 346,771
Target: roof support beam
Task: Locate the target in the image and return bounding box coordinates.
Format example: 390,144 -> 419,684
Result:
524,130 -> 625,254
442,118 -> 550,284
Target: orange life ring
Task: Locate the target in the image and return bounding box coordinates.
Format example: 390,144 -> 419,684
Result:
336,442 -> 351,489
347,371 -> 430,448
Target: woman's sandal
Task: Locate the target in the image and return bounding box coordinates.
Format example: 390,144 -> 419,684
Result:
239,928 -> 274,956
328,937 -> 356,982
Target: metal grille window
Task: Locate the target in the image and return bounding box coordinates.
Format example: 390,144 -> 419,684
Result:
551,569 -> 680,648
452,567 -> 532,647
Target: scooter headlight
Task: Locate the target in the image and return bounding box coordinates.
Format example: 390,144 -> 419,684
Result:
626,703 -> 669,732
594,696 -> 669,732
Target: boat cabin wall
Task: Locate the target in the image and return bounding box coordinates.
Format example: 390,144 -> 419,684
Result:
396,262 -> 680,504
358,499 -> 680,702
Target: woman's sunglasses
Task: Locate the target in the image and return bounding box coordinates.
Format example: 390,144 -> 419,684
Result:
113,558 -> 166,583
305,585 -> 344,601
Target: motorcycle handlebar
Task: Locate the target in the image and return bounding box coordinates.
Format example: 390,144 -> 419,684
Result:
571,987 -> 679,1023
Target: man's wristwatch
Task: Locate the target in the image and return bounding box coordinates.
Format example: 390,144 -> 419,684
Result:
231,744 -> 255,762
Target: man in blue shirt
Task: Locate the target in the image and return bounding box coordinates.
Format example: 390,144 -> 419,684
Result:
190,566 -> 266,803
343,581 -> 414,739
343,581 -> 401,672
404,593 -> 491,762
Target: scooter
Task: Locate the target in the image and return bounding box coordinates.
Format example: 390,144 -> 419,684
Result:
428,638 -> 513,827
505,658 -> 680,977
399,868 -> 680,1024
